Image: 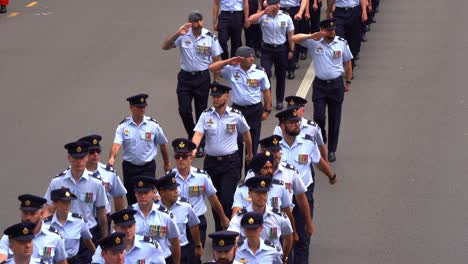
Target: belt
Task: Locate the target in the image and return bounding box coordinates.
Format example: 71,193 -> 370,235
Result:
280,6 -> 299,11
206,151 -> 238,161
220,10 -> 243,14
315,76 -> 342,84
232,102 -> 261,110
181,69 -> 209,76
336,5 -> 360,11
262,42 -> 286,49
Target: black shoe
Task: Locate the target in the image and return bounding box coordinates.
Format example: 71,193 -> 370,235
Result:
287,71 -> 295,80
276,102 -> 284,110
371,17 -> 376,23
294,62 -> 300,70
375,7 -> 379,13
365,24 -> 371,32
361,34 -> 368,42
328,152 -> 336,162
255,50 -> 261,58
300,52 -> 307,60
195,147 -> 205,158
0,5 -> 7,13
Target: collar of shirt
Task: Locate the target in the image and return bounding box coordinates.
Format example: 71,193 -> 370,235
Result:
245,204 -> 274,217
320,37 -> 339,46
127,234 -> 146,253
174,167 -> 196,181
231,64 -> 257,74
50,213 -> 74,226
238,238 -> 270,255
211,106 -> 234,118
134,203 -> 159,217
280,136 -> 304,150
35,222 -> 49,238
64,169 -> 91,182
130,115 -> 148,127
186,28 -> 209,41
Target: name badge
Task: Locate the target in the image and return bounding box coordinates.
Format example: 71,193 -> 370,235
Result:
246,79 -> 259,87
298,154 -> 308,164
145,132 -> 152,142
333,50 -> 342,58
226,123 -> 236,133
149,225 -> 167,237
269,227 -> 278,239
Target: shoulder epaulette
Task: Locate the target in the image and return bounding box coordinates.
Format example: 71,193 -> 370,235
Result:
54,168 -> 68,178
231,108 -> 242,115
238,183 -> 244,187
102,164 -> 116,173
158,205 -> 169,214
307,119 -> 318,127
71,213 -> 83,219
272,207 -> 282,216
237,238 -> 245,247
119,117 -> 128,125
338,36 -> 347,43
203,108 -> 213,113
264,239 -> 276,248
255,65 -> 265,71
89,172 -> 102,181
196,168 -> 207,174
149,117 -> 158,124
178,197 -> 190,204
282,162 -> 296,171
143,236 -> 158,247
237,208 -> 247,216
272,179 -> 284,185
206,31 -> 214,38
304,134 -> 316,142
48,226 -> 60,236
44,215 -> 53,222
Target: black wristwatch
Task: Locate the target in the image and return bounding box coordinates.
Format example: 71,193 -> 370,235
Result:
346,80 -> 352,84
195,243 -> 203,248
263,109 -> 271,113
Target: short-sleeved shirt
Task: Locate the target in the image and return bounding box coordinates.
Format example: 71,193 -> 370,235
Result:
194,106 -> 250,156
228,205 -> 293,252
219,0 -> 244,11
92,234 -> 165,264
232,177 -> 291,209
335,0 -> 360,8
113,115 -> 168,165
174,28 -> 222,72
155,199 -> 200,246
301,36 -> 353,80
131,203 -> 180,258
89,162 -> 127,213
44,169 -> 108,229
280,0 -> 301,7
44,213 -> 92,258
234,238 -> 282,264
171,167 -> 217,216
220,64 -> 270,106
256,11 -> 294,45
0,223 -> 67,264
273,117 -> 324,146
3,257 -> 43,264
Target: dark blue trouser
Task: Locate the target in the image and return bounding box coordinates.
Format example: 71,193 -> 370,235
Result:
333,6 -> 362,63
261,43 -> 288,103
185,215 -> 207,264
300,0 -> 322,54
218,11 -> 244,60
122,159 -> 156,205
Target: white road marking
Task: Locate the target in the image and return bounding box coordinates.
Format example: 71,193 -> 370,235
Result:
296,60 -> 315,98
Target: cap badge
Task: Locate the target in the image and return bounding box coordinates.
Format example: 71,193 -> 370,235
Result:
265,151 -> 271,157
239,258 -> 248,263
123,214 -> 129,221
289,99 -> 295,105
22,227 -> 29,235
138,181 -> 144,187
248,218 -> 254,225
218,240 -> 225,246
260,181 -> 266,187
115,237 -> 121,244
140,97 -> 145,103
292,109 -> 297,116
272,138 -> 279,145
65,192 -> 71,197
24,200 -> 31,206
76,146 -> 82,153
172,177 -> 176,183
92,139 -> 98,145
179,141 -> 185,149
212,87 -> 217,92
330,22 -> 334,27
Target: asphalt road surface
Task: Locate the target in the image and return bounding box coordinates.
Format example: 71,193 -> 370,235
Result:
1,0 -> 467,262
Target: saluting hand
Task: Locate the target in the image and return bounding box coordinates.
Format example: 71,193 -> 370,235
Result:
177,23 -> 192,35
229,56 -> 244,65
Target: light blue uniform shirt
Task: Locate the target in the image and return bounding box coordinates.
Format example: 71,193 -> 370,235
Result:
279,136 -> 320,188
232,175 -> 291,209
194,106 -> 250,156
273,117 -> 324,145
234,238 -> 282,264
302,36 -> 353,80
228,205 -> 293,252
220,64 -> 270,106
256,11 -> 294,45
155,199 -> 200,246
3,257 -> 42,264
131,203 -> 180,258
92,234 -> 165,264
90,162 -> 127,213
174,28 -> 223,72
335,0 -> 360,8
113,115 -> 168,165
0,223 -> 67,264
44,169 -> 108,229
171,167 -> 217,216
44,213 -> 92,258
280,0 -> 301,8
219,0 -> 244,11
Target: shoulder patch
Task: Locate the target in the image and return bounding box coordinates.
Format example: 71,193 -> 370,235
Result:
304,134 -> 316,142
71,213 -> 83,219
255,65 -> 265,71
196,168 -> 207,174
149,117 -> 158,124
179,197 -> 190,204
272,179 -> 284,185
237,208 -> 247,216
264,239 -> 275,248
143,236 -> 158,247
206,31 -> 214,37
338,36 -> 347,43
203,108 -> 214,113
44,215 -> 53,222
48,226 -> 60,236
158,205 -> 171,216
102,164 -> 116,174
119,117 -> 128,125
271,207 -> 282,216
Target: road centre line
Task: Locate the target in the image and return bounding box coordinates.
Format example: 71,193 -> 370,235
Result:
296,60 -> 315,98
26,2 -> 38,7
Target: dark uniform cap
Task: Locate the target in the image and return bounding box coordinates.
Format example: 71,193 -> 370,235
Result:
241,212 -> 264,228
320,18 -> 336,30
111,209 -> 137,227
267,0 -> 280,5
126,93 -> 148,107
4,222 -> 36,241
210,82 -> 231,96
172,138 -> 196,153
188,10 -> 203,22
77,134 -> 102,150
64,141 -> 90,158
156,172 -> 179,191
249,152 -> 275,174
208,230 -> 239,251
98,232 -> 126,251
275,106 -> 301,122
259,135 -> 283,151
235,46 -> 254,58
285,96 -> 308,108
18,194 -> 47,211
245,175 -> 272,192
133,176 -> 158,192
50,188 -> 77,201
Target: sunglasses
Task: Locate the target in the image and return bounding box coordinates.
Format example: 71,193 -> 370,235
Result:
89,149 -> 102,154
174,153 -> 191,160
